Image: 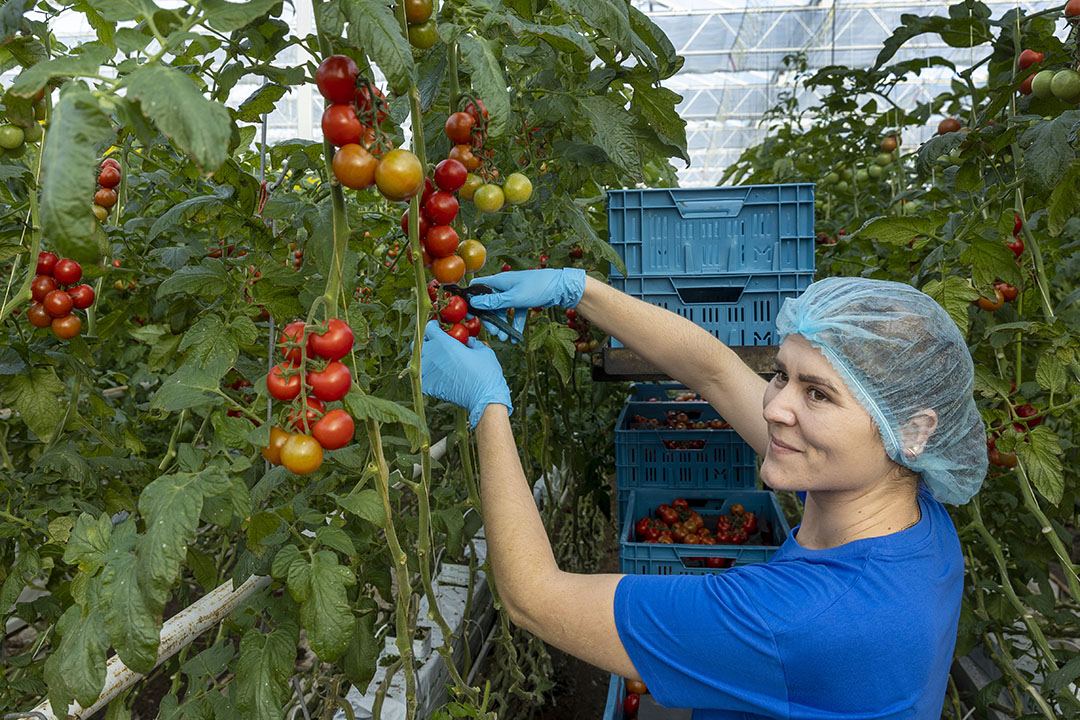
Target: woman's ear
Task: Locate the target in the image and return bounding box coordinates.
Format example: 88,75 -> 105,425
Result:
901,409 -> 938,459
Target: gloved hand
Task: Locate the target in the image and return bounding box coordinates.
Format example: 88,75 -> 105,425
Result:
420,320 -> 513,429
466,268 -> 586,342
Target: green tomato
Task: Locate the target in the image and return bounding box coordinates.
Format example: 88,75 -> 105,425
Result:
407,20 -> 439,49
835,180 -> 849,192
22,122 -> 42,143
0,124 -> 24,149
867,164 -> 884,179
840,168 -> 852,181
1050,70 -> 1080,103
874,152 -> 893,167
502,173 -> 532,205
473,184 -> 505,213
1031,70 -> 1056,100
855,169 -> 869,182
823,172 -> 839,184
33,100 -> 46,120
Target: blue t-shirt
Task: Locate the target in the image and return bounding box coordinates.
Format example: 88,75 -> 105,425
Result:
613,487 -> 963,719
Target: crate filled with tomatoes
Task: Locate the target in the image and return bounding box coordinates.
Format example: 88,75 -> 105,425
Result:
619,488 -> 790,575
614,400 -> 756,528
627,382 -> 701,403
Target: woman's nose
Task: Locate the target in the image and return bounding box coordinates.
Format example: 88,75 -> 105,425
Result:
762,383 -> 797,425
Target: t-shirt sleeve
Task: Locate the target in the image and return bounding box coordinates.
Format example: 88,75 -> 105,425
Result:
613,572 -> 789,716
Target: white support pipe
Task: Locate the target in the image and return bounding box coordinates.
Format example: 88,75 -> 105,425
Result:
31,574 -> 272,720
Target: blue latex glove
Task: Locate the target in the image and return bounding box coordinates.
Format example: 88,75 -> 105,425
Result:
420,320 -> 512,429
466,268 -> 586,342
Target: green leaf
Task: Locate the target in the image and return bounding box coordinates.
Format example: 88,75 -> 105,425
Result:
9,45 -> 113,97
628,77 -> 688,164
44,604 -> 108,709
150,366 -> 223,412
181,642 -> 235,680
100,550 -> 160,673
459,35 -> 510,142
156,261 -> 231,299
920,276 -> 979,333
179,313 -> 240,378
342,0 -> 414,95
39,84 -> 112,264
337,489 -> 384,527
850,214 -> 941,244
1020,111 -> 1080,197
136,472 -> 205,611
234,620 -> 298,719
558,195 -> 626,276
432,508 -> 465,558
91,0 -> 158,22
554,0 -> 632,50
315,525 -> 356,557
270,544 -> 308,595
959,236 -> 1022,289
149,186 -> 233,239
577,95 -> 641,176
342,612 -> 379,690
1047,160 -> 1080,237
74,1 -> 115,47
235,83 -> 288,122
1035,354 -> 1067,394
201,0 -> 280,31
341,390 -> 423,432
0,367 -> 65,442
1044,654 -> 1080,694
124,64 -> 232,174
873,10 -> 991,70
628,6 -> 681,79
1016,426 -> 1064,505
0,0 -> 32,42
301,551 -> 355,662
63,512 -> 113,573
504,15 -> 594,60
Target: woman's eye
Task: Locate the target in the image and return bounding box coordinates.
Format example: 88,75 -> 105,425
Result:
772,369 -> 787,382
809,388 -> 828,402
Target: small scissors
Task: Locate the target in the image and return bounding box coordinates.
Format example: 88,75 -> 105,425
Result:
441,283 -> 525,343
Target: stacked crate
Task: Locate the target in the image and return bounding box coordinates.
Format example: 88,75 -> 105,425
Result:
601,185 -> 814,718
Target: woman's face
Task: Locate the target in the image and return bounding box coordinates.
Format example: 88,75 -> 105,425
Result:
759,334 -> 897,495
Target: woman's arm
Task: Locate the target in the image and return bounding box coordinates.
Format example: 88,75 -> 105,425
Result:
474,404 -> 642,681
575,276 -> 771,455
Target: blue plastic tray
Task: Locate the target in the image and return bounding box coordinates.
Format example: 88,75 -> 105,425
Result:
628,382 -> 696,402
619,488 -> 789,575
609,271 -> 814,348
607,185 -> 816,277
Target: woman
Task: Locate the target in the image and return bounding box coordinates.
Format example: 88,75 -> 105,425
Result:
420,269 -> 988,719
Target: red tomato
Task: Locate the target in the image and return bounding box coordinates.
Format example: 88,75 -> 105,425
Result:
68,284 -> 95,309
261,426 -> 292,465
431,254 -> 465,284
279,321 -> 308,363
433,158 -> 467,192
445,111 -> 475,144
672,498 -> 688,511
98,165 -> 121,188
463,98 -> 488,122
355,84 -> 387,126
288,396 -> 326,432
309,318 -> 354,360
423,191 -> 459,225
1018,49 -> 1043,71
43,289 -> 73,318
312,408 -> 355,450
401,208 -> 430,240
656,504 -> 678,525
31,275 -> 56,302
1013,213 -> 1023,235
446,323 -> 469,345
26,303 -> 52,328
101,157 -> 120,171
427,279 -> 440,302
994,281 -> 1018,302
975,287 -> 1005,312
280,434 -> 324,475
51,313 -> 81,339
424,225 -> 460,258
440,295 -> 468,323
53,258 -> 82,285
1006,236 -> 1024,257
463,316 -> 481,337
316,55 -> 358,103
267,362 -> 301,401
321,103 -> 362,147
94,188 -> 117,209
623,693 -> 640,717
307,360 -> 352,402
36,251 -> 57,276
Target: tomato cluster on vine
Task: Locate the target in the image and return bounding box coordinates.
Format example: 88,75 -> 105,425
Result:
565,308 -> 598,354
399,0 -> 438,49
25,251 -> 93,339
427,280 -> 481,345
635,498 -> 761,551
91,157 -> 120,221
403,160 -> 487,285
262,317 -> 357,475
445,99 -> 533,214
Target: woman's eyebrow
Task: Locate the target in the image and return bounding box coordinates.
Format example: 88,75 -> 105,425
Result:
773,358 -> 842,395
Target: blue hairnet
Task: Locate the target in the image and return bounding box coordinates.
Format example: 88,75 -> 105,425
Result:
775,277 -> 987,504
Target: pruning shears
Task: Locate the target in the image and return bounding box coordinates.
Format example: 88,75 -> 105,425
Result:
441,283 -> 525,343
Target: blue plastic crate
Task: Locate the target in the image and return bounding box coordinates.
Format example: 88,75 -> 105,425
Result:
619,487 -> 790,575
614,400 -> 757,528
602,674 -> 692,719
609,271 -> 814,348
607,185 -> 815,278
627,382 -> 698,402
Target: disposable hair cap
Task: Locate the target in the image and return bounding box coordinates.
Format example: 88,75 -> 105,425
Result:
775,276 -> 987,504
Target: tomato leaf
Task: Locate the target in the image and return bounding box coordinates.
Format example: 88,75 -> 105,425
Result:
0,367 -> 65,442
235,82 -> 288,122
100,546 -> 160,674
341,0 -> 414,96
11,45 -> 112,97
628,6 -> 681,79
337,489 -> 385,528
557,195 -> 626,276
151,366 -> 223,412
270,544 -> 308,593
39,84 -> 112,264
342,390 -> 423,433
1047,160 -> 1080,237
1043,654 -> 1080,694
0,0 -> 32,42
459,34 -> 511,141
1035,354 -> 1066,394
553,0 -> 632,51
628,75 -> 689,164
504,15 -> 595,60
123,64 -> 232,174
63,512 -> 113,574
178,312 -> 252,379
200,0 -> 281,31
43,603 -> 108,710
234,620 -> 298,719
1019,110 -> 1080,198
149,186 -> 234,239
873,9 -> 990,70
959,235 -> 1022,289
135,473 -> 206,613
1016,426 -> 1063,505
315,525 -> 357,557
180,641 -> 235,681
157,260 -> 231,299
342,610 -> 380,690
849,214 -> 941,244
432,508 -> 465,558
577,95 -> 641,177
301,551 -> 355,662
920,275 -> 979,333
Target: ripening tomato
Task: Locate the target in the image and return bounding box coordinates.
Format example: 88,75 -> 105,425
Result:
261,426 -> 292,465
446,322 -> 469,345
267,362 -> 302,401
407,20 -> 439,49
626,680 -> 648,696
68,284 -> 95,309
458,239 -> 486,272
463,316 -> 481,337
975,287 -> 1005,312
333,144 -> 376,189
288,396 -> 326,432
463,98 -> 488,122
53,258 -> 82,285
92,204 -> 109,222
307,360 -> 352,402
404,0 -> 433,24
355,85 -> 387,127
374,149 -> 424,201
473,184 -> 505,213
423,191 -> 458,225
440,295 -> 468,323
26,303 -> 52,328
401,208 -> 430,240
424,225 -> 460,258
98,165 -> 121,188
280,434 -> 324,475
101,157 -> 120,171
459,173 -> 482,200
94,188 -> 117,209
994,281 -> 1019,302
445,112 -> 475,145
1018,49 -> 1043,71
36,251 -> 57,276
312,409 -> 355,450
316,55 -> 359,103
448,144 -> 480,172
43,289 -> 73,318
431,254 -> 466,284
309,318 -> 354,360
502,173 -> 532,205
279,321 -> 308,363
51,313 -> 81,339
322,103 -> 362,146
31,275 -> 56,302
937,117 -> 962,135
433,158 -> 467,192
